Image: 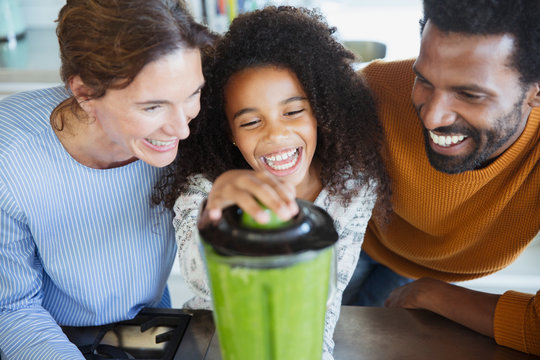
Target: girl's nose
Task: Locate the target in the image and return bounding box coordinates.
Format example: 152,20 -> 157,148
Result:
264,117 -> 290,140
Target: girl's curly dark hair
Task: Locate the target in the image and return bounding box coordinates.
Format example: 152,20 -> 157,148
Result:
154,6 -> 391,221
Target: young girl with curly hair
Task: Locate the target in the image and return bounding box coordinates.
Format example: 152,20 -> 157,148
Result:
155,6 -> 391,359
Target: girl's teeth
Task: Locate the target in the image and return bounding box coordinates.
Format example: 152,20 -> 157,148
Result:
429,131 -> 466,147
264,149 -> 299,170
265,149 -> 296,162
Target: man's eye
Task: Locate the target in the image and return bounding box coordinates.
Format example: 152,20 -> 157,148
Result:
239,119 -> 261,127
284,109 -> 304,116
459,92 -> 483,100
415,76 -> 432,87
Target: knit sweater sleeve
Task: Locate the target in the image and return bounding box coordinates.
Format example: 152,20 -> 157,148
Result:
494,290 -> 540,355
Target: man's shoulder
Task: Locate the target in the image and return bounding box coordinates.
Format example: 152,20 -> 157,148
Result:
359,58 -> 416,95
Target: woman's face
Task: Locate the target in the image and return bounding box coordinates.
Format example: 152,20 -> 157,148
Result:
85,48 -> 205,168
224,66 -> 318,191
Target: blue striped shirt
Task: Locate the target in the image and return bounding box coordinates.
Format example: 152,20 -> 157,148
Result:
0,87 -> 176,359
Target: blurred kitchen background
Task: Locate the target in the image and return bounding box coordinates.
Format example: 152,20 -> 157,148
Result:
1,0 -> 538,307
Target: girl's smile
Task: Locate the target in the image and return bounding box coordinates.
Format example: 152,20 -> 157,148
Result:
261,147 -> 302,175
224,66 -> 320,198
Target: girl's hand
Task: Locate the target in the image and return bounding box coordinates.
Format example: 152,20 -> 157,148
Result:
204,170 -> 299,224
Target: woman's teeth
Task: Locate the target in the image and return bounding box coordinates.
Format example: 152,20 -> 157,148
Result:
264,148 -> 299,170
146,138 -> 175,147
429,131 -> 466,147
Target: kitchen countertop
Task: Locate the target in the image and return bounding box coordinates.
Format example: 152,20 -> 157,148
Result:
197,306 -> 539,360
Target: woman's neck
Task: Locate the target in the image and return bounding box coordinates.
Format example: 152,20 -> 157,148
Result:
53,105 -> 137,169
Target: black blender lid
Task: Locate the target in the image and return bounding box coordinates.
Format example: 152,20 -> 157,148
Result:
198,199 -> 338,257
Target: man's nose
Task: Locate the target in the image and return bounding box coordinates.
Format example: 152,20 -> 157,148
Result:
419,91 -> 457,130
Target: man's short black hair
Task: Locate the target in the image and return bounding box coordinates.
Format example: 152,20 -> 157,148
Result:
421,0 -> 540,84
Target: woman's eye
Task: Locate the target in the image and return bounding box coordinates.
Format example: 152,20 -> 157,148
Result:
284,109 -> 304,116
144,105 -> 162,112
191,88 -> 202,98
239,119 -> 261,128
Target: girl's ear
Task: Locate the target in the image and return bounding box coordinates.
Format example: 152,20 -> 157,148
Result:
69,75 -> 95,115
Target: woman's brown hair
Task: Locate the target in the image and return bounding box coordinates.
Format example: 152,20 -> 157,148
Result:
52,0 -> 215,130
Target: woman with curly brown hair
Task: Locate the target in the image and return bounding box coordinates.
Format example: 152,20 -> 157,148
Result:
155,5 -> 390,359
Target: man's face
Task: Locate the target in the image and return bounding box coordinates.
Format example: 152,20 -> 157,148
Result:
411,21 -> 535,174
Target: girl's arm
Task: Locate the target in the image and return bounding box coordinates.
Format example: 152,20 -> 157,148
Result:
173,175 -> 214,307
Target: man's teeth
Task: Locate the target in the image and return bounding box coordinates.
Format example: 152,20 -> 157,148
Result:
429,131 -> 466,147
264,149 -> 299,170
147,138 -> 175,146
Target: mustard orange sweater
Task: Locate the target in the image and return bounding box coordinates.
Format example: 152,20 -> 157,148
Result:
361,59 -> 540,355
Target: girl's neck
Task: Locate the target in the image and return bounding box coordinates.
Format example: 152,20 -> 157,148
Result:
296,160 -> 323,202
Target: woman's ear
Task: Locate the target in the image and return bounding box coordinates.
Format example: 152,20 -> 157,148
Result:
69,75 -> 94,115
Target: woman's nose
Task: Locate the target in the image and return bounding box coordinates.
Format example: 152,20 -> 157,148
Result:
168,107 -> 191,140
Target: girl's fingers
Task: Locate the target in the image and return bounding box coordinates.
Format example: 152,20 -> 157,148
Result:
205,170 -> 299,223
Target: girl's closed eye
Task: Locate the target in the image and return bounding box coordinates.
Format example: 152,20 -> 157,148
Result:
239,118 -> 261,128
284,109 -> 304,117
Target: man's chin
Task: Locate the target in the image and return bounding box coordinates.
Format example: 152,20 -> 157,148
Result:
426,151 -> 479,174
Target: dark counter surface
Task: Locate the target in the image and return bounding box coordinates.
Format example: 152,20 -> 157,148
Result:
201,306 -> 539,360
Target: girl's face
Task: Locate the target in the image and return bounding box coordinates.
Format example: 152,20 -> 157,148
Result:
224,66 -> 319,193
83,48 -> 205,168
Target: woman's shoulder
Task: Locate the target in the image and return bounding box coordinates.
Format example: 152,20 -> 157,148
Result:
0,86 -> 70,152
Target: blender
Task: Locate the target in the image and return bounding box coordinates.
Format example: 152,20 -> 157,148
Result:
198,199 -> 338,360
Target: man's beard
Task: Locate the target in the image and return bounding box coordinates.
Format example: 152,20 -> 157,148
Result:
422,91 -> 527,174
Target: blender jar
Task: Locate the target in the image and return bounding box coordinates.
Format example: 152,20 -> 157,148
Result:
198,199 -> 338,360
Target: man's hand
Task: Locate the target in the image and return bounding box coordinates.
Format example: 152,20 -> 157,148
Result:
385,277 -> 500,337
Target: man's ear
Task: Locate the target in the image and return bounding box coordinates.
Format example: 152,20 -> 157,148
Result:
527,82 -> 540,107
69,75 -> 94,114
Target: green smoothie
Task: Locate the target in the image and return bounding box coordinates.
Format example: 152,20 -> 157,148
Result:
203,242 -> 332,360
199,201 -> 337,360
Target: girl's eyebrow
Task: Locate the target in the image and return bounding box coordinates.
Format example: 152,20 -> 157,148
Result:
232,96 -> 308,120
281,96 -> 308,105
232,107 -> 257,120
